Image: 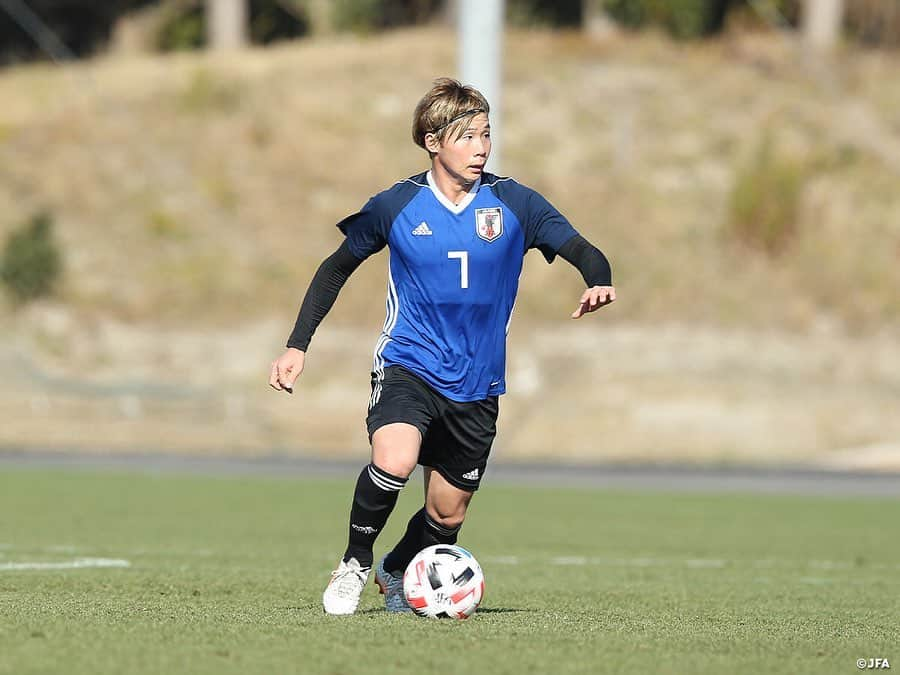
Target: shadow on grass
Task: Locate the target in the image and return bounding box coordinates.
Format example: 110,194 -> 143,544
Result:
476,607 -> 531,614
355,607 -> 531,616
278,606 -> 532,615
356,608 -> 400,615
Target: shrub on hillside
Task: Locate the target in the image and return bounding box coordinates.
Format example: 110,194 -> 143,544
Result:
718,0 -> 899,46
845,0 -> 900,47
507,0 -> 582,27
330,0 -> 444,32
0,211 -> 63,303
156,3 -> 205,50
331,0 -> 382,32
155,0 -> 308,51
603,0 -> 729,38
727,136 -> 805,256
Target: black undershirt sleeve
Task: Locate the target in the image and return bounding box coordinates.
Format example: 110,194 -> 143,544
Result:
556,234 -> 613,287
286,240 -> 364,352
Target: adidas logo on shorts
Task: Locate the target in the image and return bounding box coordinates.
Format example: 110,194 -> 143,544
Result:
412,221 -> 433,236
462,468 -> 479,480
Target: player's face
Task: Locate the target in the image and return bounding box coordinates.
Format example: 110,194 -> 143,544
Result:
431,113 -> 491,185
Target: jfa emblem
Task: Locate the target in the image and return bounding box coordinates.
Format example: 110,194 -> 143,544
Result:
475,207 -> 503,242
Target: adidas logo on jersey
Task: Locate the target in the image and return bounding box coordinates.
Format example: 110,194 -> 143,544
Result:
462,468 -> 479,480
412,222 -> 433,236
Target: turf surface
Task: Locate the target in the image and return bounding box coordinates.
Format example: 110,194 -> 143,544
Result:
0,468 -> 897,674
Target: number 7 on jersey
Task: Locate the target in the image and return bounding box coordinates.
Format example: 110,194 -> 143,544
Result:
448,251 -> 469,289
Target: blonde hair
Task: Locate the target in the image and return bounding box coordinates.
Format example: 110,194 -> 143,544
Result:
412,78 -> 490,154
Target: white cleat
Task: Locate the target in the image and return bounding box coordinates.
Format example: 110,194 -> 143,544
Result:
375,556 -> 412,613
322,557 -> 370,615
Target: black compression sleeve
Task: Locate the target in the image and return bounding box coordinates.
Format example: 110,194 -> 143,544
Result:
286,240 -> 364,351
557,234 -> 612,287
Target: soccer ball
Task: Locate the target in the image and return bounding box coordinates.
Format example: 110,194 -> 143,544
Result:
403,544 -> 485,619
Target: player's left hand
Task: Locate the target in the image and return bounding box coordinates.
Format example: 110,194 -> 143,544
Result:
571,286 -> 616,319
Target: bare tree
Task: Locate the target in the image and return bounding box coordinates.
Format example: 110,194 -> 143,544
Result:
583,0 -> 617,40
304,0 -> 335,35
206,0 -> 248,50
802,0 -> 845,51
441,0 -> 459,25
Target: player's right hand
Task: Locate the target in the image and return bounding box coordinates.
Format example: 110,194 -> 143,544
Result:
269,347 -> 306,393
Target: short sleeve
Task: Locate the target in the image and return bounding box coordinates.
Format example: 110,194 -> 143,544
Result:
336,197 -> 391,260
523,190 -> 579,263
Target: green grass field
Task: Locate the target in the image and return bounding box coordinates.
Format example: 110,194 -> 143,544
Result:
0,468 -> 897,674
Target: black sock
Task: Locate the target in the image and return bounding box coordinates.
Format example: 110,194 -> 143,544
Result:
423,511 -> 461,548
382,508 -> 426,575
382,507 -> 461,576
343,463 -> 407,569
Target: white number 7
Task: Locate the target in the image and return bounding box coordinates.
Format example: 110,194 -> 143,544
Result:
447,250 -> 469,289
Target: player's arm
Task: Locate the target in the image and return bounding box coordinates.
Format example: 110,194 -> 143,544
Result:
498,181 -> 616,318
269,240 -> 364,392
556,234 -> 616,319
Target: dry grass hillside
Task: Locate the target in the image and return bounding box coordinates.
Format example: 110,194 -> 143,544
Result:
1,27 -> 899,468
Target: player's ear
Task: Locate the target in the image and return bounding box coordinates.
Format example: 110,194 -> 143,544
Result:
424,132 -> 441,154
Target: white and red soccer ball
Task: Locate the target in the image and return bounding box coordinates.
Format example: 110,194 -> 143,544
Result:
403,544 -> 485,619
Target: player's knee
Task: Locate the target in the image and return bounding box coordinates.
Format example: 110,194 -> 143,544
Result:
370,423 -> 421,475
372,458 -> 415,480
426,507 -> 466,531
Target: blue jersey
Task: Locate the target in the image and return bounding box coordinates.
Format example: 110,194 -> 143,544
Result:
338,171 -> 578,402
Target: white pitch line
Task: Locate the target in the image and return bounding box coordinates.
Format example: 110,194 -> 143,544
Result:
478,556 -> 894,572
551,556 -> 588,566
686,559 -> 727,568
0,558 -> 131,571
809,560 -> 853,570
627,558 -> 663,567
44,545 -> 80,553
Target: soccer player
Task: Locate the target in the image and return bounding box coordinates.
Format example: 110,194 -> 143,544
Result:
269,78 -> 615,615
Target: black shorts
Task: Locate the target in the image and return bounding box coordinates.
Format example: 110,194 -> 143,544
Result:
366,365 -> 499,492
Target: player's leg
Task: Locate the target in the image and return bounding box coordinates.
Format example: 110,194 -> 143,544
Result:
375,468 -> 474,612
423,466 -> 473,539
323,424 -> 419,616
343,422 -> 420,567
382,467 -> 472,571
419,467 -> 475,554
323,366 -> 432,616
377,395 -> 496,612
